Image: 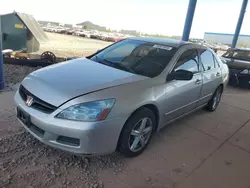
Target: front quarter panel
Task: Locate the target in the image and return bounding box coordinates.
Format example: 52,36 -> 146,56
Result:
58,78 -> 166,137
66,78 -> 165,119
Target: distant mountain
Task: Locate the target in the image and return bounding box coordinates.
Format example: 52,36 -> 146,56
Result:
120,29 -> 138,35
38,21 -> 72,27
76,21 -> 106,31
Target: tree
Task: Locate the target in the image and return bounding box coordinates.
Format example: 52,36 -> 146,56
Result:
83,25 -> 88,30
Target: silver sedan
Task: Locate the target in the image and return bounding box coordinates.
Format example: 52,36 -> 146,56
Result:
14,37 -> 229,157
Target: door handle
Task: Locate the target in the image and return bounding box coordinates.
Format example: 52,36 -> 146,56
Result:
216,72 -> 220,77
195,79 -> 202,85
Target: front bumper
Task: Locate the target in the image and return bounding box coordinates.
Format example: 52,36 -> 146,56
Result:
14,91 -> 127,155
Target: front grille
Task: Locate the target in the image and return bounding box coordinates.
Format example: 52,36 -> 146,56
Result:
19,85 -> 57,114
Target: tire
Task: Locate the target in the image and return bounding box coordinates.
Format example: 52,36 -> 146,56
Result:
118,107 -> 156,157
206,86 -> 223,112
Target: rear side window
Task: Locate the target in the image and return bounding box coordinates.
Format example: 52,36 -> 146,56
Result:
213,55 -> 220,68
174,49 -> 199,73
200,50 -> 216,71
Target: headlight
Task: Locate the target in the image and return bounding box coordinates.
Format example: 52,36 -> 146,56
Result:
56,99 -> 115,121
240,69 -> 250,74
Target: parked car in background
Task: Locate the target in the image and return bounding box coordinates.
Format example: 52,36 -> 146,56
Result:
221,48 -> 250,88
65,29 -> 75,35
83,31 -> 91,38
15,37 -> 229,157
98,33 -> 108,41
90,32 -> 99,39
56,28 -> 67,34
105,34 -> 119,42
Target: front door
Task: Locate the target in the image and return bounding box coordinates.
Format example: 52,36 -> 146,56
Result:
164,48 -> 202,123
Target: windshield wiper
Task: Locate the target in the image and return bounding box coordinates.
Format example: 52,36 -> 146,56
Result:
113,63 -> 136,73
103,58 -> 136,73
94,56 -> 114,66
94,55 -> 100,62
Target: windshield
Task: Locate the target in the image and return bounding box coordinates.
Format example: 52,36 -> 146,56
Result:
90,39 -> 177,77
222,50 -> 250,61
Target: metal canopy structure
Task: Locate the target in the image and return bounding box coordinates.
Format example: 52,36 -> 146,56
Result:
182,0 -> 197,41
232,0 -> 248,48
0,18 -> 3,89
0,1 -> 249,90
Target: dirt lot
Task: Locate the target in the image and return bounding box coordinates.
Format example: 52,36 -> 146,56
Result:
2,33 -> 250,188
39,32 -> 112,58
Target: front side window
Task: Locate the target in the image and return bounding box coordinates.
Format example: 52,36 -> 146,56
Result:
174,49 -> 199,73
200,50 -> 215,71
90,39 -> 177,77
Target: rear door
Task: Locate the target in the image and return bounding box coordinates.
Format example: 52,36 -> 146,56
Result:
198,49 -> 222,106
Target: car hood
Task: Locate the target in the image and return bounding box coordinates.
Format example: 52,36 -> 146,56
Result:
220,56 -> 250,69
22,58 -> 148,106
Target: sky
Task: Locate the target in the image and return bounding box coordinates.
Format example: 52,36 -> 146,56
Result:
1,0 -> 250,38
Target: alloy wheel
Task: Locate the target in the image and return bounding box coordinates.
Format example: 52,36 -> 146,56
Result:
128,117 -> 153,152
212,88 -> 222,110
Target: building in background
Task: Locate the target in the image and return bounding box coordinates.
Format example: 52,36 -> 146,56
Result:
204,32 -> 250,48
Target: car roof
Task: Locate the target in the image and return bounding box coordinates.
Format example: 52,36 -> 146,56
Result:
129,37 -> 191,48
231,47 -> 250,51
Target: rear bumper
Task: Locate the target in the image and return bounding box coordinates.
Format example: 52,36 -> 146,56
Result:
14,91 -> 127,155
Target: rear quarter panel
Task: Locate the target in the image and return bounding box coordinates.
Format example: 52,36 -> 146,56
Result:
215,55 -> 229,88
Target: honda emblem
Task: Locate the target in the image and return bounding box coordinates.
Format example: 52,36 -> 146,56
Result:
26,96 -> 34,107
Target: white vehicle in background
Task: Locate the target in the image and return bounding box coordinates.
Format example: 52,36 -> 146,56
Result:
82,30 -> 91,38
73,30 -> 85,37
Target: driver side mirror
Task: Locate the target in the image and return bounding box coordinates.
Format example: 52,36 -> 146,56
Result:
167,70 -> 194,81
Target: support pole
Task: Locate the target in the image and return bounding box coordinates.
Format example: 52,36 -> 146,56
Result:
0,16 -> 4,90
232,0 -> 248,48
182,0 -> 197,41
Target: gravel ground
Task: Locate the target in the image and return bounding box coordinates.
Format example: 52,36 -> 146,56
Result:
0,125 -> 125,188
0,107 -> 125,188
4,64 -> 41,85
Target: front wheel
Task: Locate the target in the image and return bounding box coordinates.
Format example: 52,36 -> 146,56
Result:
206,86 -> 223,112
118,108 -> 156,157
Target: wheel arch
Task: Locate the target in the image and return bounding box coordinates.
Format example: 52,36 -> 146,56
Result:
116,103 -> 160,151
218,83 -> 224,92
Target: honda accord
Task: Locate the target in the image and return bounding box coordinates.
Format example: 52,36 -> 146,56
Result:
15,37 -> 229,157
